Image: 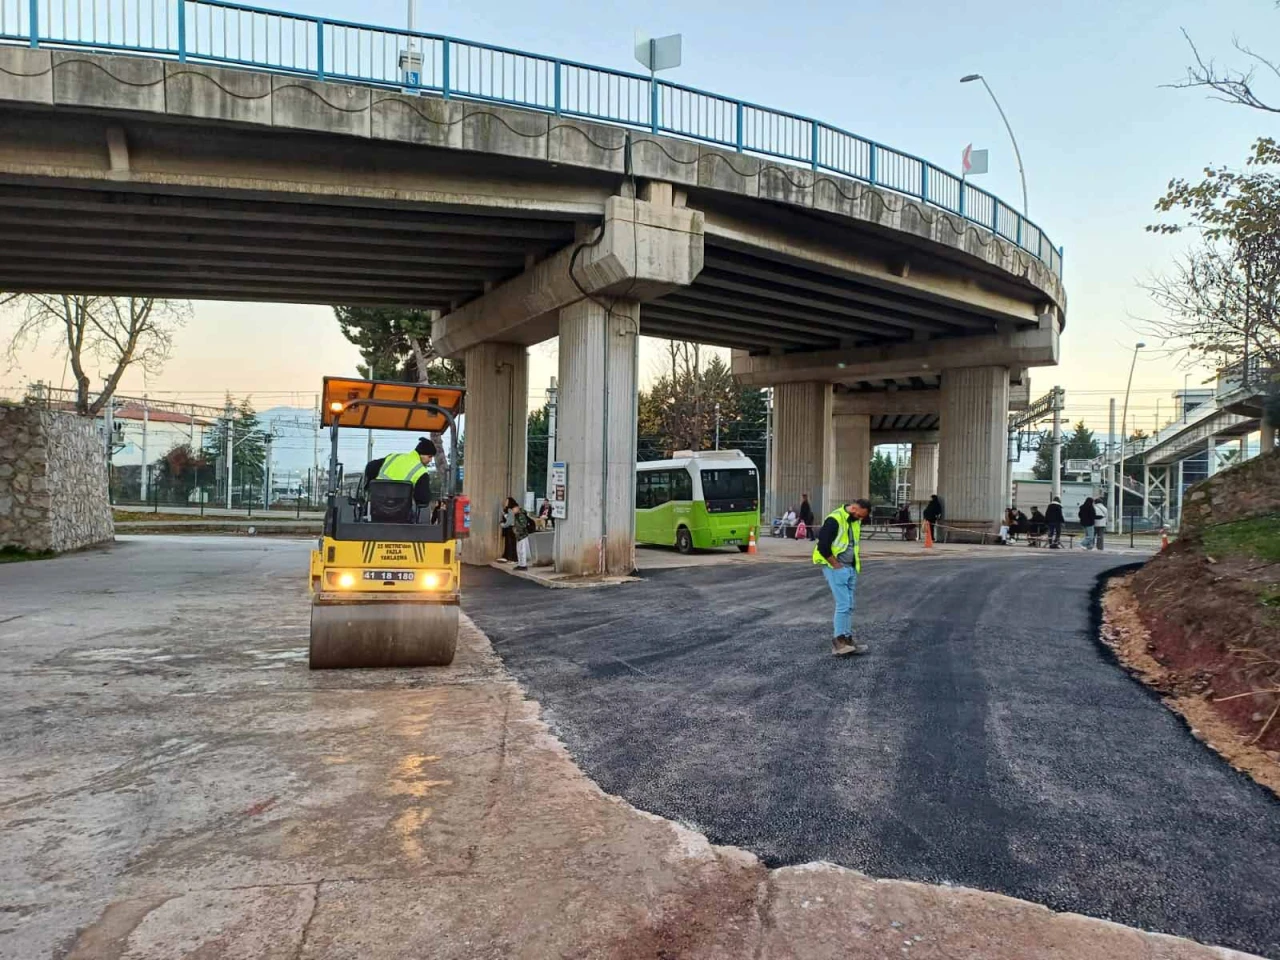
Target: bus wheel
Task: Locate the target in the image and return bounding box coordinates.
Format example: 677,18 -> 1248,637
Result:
675,527 -> 693,554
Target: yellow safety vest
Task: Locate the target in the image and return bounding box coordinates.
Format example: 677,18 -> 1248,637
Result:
376,452 -> 428,486
812,507 -> 862,572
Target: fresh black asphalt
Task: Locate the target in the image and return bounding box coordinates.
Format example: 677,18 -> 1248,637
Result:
463,553 -> 1280,958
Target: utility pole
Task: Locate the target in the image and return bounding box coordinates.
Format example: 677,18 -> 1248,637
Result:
312,395 -> 321,507
1050,386 -> 1063,503
1108,397 -> 1116,533
764,388 -> 774,521
544,377 -> 558,505
714,401 -> 721,450
367,428 -> 374,465
225,400 -> 235,508
1117,342 -> 1145,534
139,395 -> 150,502
263,433 -> 273,506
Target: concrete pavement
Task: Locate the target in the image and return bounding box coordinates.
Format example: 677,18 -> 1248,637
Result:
0,537 -> 1263,959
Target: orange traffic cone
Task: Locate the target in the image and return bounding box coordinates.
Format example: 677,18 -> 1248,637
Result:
1161,527 -> 1169,551
747,527 -> 758,555
923,520 -> 934,549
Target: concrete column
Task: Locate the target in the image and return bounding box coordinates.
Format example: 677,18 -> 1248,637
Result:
938,365 -> 1010,533
770,382 -> 833,517
829,414 -> 871,504
461,342 -> 528,565
1262,420 -> 1276,454
554,297 -> 639,576
910,442 -> 939,504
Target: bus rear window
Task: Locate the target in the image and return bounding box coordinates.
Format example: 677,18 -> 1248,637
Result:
700,469 -> 757,503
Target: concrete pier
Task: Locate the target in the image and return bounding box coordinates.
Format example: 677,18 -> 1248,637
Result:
829,414 -> 871,503
461,342 -> 528,564
553,298 -> 640,576
910,442 -> 939,504
938,366 -> 1009,534
771,383 -> 833,517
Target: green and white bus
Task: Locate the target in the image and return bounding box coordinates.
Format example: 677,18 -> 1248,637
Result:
635,449 -> 760,554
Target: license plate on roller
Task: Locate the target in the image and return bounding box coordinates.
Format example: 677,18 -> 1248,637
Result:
363,571 -> 415,582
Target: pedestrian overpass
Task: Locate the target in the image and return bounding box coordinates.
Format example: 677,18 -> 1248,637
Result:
0,0 -> 1066,571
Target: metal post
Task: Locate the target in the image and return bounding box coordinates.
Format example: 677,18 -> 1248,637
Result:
315,18 -> 325,80
225,404 -> 234,508
441,37 -> 450,98
735,101 -> 743,152
764,388 -> 773,523
263,433 -> 273,507
29,0 -> 38,46
366,428 -> 374,465
1117,342 -> 1143,533
715,401 -> 721,450
544,377 -> 557,509
920,162 -> 928,201
553,60 -> 561,115
1108,397 -> 1116,531
1050,386 -> 1062,503
811,122 -> 819,172
648,52 -> 658,133
177,0 -> 186,60
1143,463 -> 1151,520
140,396 -> 150,502
868,143 -> 878,184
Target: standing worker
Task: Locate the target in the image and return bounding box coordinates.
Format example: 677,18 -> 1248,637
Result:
813,499 -> 873,657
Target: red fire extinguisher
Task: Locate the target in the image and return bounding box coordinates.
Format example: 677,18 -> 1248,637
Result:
454,495 -> 471,538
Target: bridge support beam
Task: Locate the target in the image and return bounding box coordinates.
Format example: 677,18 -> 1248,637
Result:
829,413 -> 871,504
771,382 -> 834,519
461,342 -> 528,565
938,366 -> 1009,535
553,298 -> 640,577
910,442 -> 939,504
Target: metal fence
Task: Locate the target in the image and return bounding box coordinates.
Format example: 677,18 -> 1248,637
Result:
1,0 -> 1063,277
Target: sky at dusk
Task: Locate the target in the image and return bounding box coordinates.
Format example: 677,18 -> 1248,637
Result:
4,0 -> 1277,434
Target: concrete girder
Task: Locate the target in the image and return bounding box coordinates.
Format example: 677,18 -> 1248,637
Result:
433,196 -> 704,358
701,250 -> 997,333
702,211 -> 1051,326
832,391 -> 940,417
731,324 -> 1058,388
651,287 -> 903,342
875,430 -> 940,445
640,309 -> 797,350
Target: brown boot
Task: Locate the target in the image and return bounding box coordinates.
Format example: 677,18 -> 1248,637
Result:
832,635 -> 856,656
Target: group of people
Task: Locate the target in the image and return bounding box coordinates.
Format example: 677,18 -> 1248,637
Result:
1077,496 -> 1109,550
777,494 -> 817,540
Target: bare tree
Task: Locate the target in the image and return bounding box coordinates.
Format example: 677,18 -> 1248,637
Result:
1169,27 -> 1280,114
4,295 -> 188,415
1144,244 -> 1280,371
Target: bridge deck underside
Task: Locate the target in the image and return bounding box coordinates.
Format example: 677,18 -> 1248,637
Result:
0,182 -> 578,308
640,241 -> 1006,354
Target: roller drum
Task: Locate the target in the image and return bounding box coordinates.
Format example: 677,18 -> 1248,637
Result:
309,602 -> 459,669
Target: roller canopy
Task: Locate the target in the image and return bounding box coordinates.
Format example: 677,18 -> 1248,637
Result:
321,377 -> 465,432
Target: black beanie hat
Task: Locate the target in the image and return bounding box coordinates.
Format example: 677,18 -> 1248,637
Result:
415,437 -> 437,456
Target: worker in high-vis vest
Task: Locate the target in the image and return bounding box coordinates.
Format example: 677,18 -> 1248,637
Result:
363,436 -> 437,506
812,498 -> 872,657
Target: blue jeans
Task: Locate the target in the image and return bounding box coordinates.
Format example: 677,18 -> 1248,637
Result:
821,564 -> 857,638
1081,526 -> 1095,549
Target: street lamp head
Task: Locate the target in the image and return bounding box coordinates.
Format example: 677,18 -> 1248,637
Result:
960,74 -> 982,83
1135,342 -> 1146,349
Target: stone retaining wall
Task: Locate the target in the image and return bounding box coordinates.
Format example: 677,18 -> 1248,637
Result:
1181,450 -> 1279,533
0,403 -> 114,552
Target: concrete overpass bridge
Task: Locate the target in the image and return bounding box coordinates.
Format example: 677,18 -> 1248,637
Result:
0,0 -> 1066,572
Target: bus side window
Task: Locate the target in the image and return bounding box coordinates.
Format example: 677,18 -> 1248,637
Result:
636,473 -> 651,509
672,470 -> 692,502
650,471 -> 670,507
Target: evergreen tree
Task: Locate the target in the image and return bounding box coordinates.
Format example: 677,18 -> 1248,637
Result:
1032,421 -> 1102,480
202,395 -> 267,504
526,402 -> 550,499
870,449 -> 896,503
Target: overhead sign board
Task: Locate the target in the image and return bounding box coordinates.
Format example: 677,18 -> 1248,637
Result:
634,32 -> 682,72
1065,459 -> 1092,473
550,461 -> 568,520
962,143 -> 989,177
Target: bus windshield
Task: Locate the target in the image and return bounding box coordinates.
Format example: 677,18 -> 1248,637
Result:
700,468 -> 757,504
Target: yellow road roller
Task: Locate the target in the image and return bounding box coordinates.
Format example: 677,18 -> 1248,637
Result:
308,377 -> 470,669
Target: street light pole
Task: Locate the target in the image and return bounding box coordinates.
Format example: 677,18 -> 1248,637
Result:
714,401 -> 721,450
960,74 -> 1028,216
1117,342 -> 1145,534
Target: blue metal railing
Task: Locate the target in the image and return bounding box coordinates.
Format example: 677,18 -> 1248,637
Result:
1,0 -> 1063,278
